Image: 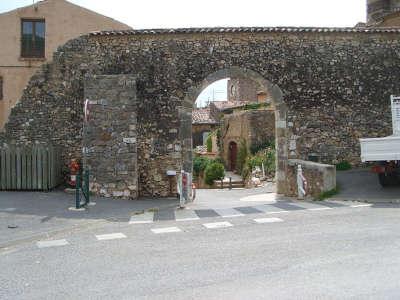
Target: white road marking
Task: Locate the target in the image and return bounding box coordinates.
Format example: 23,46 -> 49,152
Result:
308,207 -> 332,211
175,209 -> 200,222
350,204 -> 372,208
151,227 -> 182,234
203,221 -> 233,229
215,208 -> 244,218
254,217 -> 283,224
37,239 -> 69,248
266,210 -> 289,214
0,208 -> 17,212
129,212 -> 154,224
95,233 -> 127,241
176,217 -> 200,222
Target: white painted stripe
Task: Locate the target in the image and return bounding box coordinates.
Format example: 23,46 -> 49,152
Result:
129,211 -> 154,224
308,207 -> 332,211
37,239 -> 69,248
151,227 -> 182,234
203,221 -> 233,229
95,233 -> 127,241
222,214 -> 244,218
175,209 -> 200,222
254,217 -> 283,224
176,217 -> 200,222
129,220 -> 153,224
215,208 -> 244,218
350,204 -> 372,208
266,210 -> 289,214
0,208 -> 17,212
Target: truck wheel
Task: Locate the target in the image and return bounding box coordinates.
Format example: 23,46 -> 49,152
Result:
378,173 -> 397,187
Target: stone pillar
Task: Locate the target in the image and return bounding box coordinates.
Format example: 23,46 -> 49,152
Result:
84,74 -> 138,199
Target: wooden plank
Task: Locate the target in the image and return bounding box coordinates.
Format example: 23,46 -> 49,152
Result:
11,146 -> 17,190
26,148 -> 32,190
32,146 -> 37,190
21,148 -> 27,190
42,147 -> 48,190
5,147 -> 11,189
0,148 -> 5,190
16,147 -> 21,190
37,146 -> 43,190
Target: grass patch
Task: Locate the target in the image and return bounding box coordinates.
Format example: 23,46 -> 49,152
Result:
315,187 -> 339,201
335,161 -> 352,171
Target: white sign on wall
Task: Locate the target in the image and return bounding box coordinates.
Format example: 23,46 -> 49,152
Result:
391,95 -> 400,136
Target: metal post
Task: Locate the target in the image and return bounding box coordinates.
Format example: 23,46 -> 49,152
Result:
84,169 -> 90,205
179,170 -> 185,208
229,177 -> 232,190
75,173 -> 81,209
220,179 -> 223,189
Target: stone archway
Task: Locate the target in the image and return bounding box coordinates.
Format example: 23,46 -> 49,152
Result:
182,66 -> 288,195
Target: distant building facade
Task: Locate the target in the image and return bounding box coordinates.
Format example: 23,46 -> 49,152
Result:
227,77 -> 268,103
0,0 -> 131,130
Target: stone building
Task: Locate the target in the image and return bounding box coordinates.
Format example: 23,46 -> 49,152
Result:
1,1 -> 400,198
192,107 -> 218,148
367,0 -> 400,25
0,0 -> 131,130
227,77 -> 268,103
221,109 -> 275,171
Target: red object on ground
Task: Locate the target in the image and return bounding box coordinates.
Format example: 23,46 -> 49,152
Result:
68,159 -> 80,187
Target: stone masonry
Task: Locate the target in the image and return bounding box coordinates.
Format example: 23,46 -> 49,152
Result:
1,27 -> 400,197
84,75 -> 138,198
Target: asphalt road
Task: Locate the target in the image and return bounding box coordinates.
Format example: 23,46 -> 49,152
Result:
2,202 -> 400,299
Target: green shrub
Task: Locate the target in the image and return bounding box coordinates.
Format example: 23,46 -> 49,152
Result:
206,134 -> 213,152
250,140 -> 275,155
316,187 -> 339,201
243,103 -> 269,111
236,139 -> 248,175
243,147 -> 276,178
193,156 -> 212,177
335,161 -> 352,171
204,162 -> 225,185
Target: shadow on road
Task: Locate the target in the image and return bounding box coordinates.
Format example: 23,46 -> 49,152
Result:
334,168 -> 400,203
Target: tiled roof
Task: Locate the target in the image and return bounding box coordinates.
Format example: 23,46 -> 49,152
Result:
192,107 -> 218,124
211,101 -> 245,111
90,26 -> 400,36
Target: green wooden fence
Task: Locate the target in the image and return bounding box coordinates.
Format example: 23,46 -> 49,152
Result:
0,145 -> 62,191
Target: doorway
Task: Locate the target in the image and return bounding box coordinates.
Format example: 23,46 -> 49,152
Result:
229,141 -> 238,171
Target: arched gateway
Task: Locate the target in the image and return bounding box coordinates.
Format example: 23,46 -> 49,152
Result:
1,27 -> 400,198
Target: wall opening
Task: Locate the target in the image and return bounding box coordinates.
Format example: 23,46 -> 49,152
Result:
184,67 -> 288,194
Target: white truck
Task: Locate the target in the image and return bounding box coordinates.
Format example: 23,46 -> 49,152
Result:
360,95 -> 400,186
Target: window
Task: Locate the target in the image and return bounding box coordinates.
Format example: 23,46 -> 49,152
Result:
21,19 -> 45,58
0,77 -> 3,100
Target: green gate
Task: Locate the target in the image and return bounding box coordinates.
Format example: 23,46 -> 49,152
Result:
0,144 -> 62,191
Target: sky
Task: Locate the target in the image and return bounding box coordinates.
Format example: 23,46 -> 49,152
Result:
0,0 -> 367,29
0,0 -> 367,107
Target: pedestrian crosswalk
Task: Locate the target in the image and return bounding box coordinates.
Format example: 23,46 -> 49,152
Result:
34,200 -> 372,249
127,200 -> 361,224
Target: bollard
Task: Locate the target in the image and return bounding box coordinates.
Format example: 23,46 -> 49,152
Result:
229,177 -> 232,190
297,164 -> 306,200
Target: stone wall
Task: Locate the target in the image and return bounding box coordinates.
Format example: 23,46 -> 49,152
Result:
1,28 -> 400,197
286,159 -> 336,198
84,74 -> 138,198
